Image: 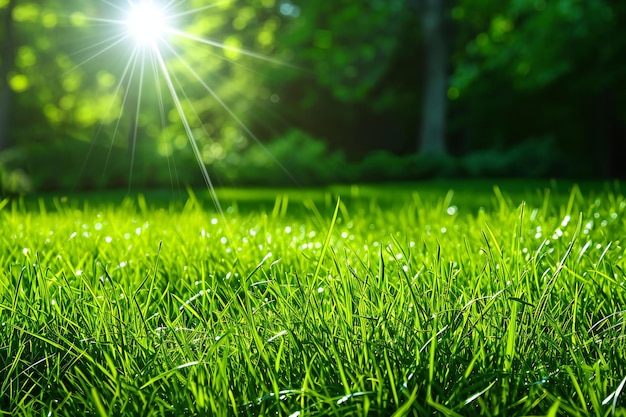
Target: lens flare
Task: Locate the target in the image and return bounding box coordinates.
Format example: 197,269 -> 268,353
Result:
63,0 -> 298,214
125,1 -> 169,45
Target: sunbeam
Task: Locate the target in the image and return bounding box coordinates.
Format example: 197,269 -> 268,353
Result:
61,0 -> 300,215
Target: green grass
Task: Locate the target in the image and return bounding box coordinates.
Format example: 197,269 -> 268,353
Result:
1,181 -> 625,416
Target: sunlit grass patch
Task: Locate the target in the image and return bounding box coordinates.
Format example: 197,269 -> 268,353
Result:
1,182 -> 625,416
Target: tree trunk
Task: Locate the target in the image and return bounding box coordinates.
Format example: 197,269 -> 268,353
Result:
416,0 -> 448,154
0,0 -> 17,151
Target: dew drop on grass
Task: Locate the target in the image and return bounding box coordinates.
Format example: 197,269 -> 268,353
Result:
105,236 -> 112,243
447,206 -> 458,215
69,232 -> 77,239
441,227 -> 447,233
285,226 -> 292,234
95,222 -> 103,230
317,287 -> 324,293
211,218 -> 218,225
76,270 -> 83,276
220,236 -> 228,244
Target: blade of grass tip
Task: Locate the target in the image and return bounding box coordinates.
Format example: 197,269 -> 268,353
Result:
612,376 -> 626,416
383,349 -> 400,407
502,298 -> 518,406
140,361 -> 200,390
90,386 -> 109,417
133,241 -> 162,322
427,398 -> 463,417
312,197 -> 341,283
564,365 -> 588,413
482,223 -> 505,270
12,267 -> 25,311
533,213 -> 581,324
546,398 -> 561,417
565,184 -> 583,216
514,201 -> 525,281
463,380 -> 498,405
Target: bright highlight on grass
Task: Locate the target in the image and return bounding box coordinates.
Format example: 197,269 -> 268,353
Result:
2,184 -> 626,415
125,1 -> 169,45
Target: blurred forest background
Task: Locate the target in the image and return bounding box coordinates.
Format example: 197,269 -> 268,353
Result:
0,0 -> 625,194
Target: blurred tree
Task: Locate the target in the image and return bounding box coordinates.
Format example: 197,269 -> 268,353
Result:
0,0 -> 17,151
413,0 -> 448,154
274,0 -> 451,156
3,0 -> 626,186
273,0 -> 421,156
449,0 -> 626,175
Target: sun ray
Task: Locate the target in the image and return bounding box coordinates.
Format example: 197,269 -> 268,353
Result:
72,44 -> 144,189
152,45 -> 225,215
64,34 -> 129,77
127,48 -> 149,191
64,0 -> 301,210
162,41 -> 300,185
148,49 -> 182,193
170,29 -> 301,69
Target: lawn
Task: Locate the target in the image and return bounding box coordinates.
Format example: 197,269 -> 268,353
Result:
1,181 -> 625,416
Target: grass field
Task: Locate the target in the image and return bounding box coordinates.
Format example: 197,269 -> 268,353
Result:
1,181 -> 625,416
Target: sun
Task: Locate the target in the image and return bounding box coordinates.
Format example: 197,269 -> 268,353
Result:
124,1 -> 170,46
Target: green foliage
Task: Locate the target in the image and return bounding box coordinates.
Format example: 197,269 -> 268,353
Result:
460,136 -> 564,178
0,148 -> 31,196
3,0 -> 626,184
278,0 -> 407,103
236,129 -> 353,185
1,184 -> 626,415
17,131 -> 569,192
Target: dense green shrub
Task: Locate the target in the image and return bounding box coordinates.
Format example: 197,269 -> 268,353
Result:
0,148 -> 32,196
460,136 -> 565,178
234,129 -> 355,185
14,131 -> 570,193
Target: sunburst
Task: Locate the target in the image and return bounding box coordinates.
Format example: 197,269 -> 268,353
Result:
63,0 -> 296,212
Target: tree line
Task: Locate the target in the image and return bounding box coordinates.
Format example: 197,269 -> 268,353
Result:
1,0 -> 625,192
